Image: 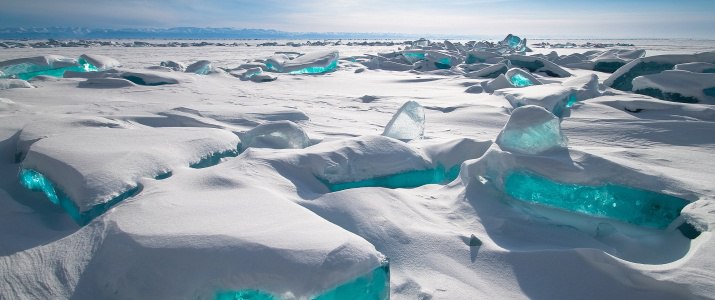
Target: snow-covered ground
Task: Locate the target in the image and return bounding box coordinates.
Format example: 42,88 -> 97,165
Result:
1,38 -> 714,299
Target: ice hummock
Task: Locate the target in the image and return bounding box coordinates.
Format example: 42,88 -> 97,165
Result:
239,121 -> 311,151
159,60 -> 186,72
19,126 -> 240,223
605,51 -> 715,91
185,60 -> 213,75
0,54 -> 121,80
265,51 -> 339,74
500,34 -> 527,53
495,84 -> 577,117
382,101 -> 425,141
632,70 -> 715,104
505,55 -> 571,77
496,105 -> 567,155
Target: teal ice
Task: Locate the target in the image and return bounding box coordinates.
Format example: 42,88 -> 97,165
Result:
509,73 -> 534,87
324,165 -> 460,192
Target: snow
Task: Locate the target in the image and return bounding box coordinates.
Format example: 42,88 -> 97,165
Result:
632,70 -> 715,104
0,79 -> 33,89
1,39 -> 715,299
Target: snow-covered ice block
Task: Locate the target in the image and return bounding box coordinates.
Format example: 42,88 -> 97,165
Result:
400,50 -> 427,63
605,51 -> 715,91
495,84 -> 576,117
505,55 -> 571,77
266,51 -> 339,74
3,171 -> 387,299
496,105 -> 566,155
20,127 -> 240,224
561,74 -> 600,102
186,60 -> 213,75
674,62 -> 715,73
235,67 -> 277,82
0,55 -> 92,80
78,54 -> 120,70
382,101 -> 425,141
505,68 -> 541,87
0,79 -> 33,90
500,34 -> 527,53
632,70 -> 715,104
481,74 -> 515,93
159,60 -> 186,71
590,49 -> 646,73
239,121 -> 311,151
464,63 -> 508,78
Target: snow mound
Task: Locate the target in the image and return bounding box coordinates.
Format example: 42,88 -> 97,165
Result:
266,51 -> 339,74
495,84 -> 576,117
605,51 -> 715,91
482,74 -> 515,93
464,63 -> 508,78
121,70 -> 182,85
239,121 -> 311,151
382,101 -> 425,141
0,79 -> 33,90
496,105 -> 566,155
20,127 -> 240,223
632,70 -> 715,104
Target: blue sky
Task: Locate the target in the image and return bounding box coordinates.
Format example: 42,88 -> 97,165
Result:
1,0 -> 714,38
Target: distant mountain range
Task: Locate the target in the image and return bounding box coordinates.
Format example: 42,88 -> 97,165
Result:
0,27 -> 472,40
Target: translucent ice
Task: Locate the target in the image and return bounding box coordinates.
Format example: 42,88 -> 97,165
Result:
504,170 -> 689,229
382,101 -> 425,141
505,68 -> 541,87
0,55 -> 99,80
496,105 -> 566,155
401,51 -> 426,63
189,148 -> 240,169
501,34 -> 527,52
324,165 -> 460,192
160,60 -> 186,72
215,262 -> 389,300
239,121 -> 311,151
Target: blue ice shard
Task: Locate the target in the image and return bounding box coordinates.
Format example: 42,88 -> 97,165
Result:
324,165 -> 460,192
265,51 -> 339,74
504,170 -> 689,229
382,100 -> 425,141
496,105 -> 566,155
186,60 -> 213,75
0,55 -> 102,80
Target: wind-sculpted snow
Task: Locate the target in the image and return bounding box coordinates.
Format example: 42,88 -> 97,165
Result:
382,101 -> 425,141
496,105 -> 566,155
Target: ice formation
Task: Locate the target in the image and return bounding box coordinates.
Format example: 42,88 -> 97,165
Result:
495,84 -> 576,117
605,51 -> 715,91
505,55 -> 571,77
77,78 -> 136,88
561,74 -> 600,102
674,62 -> 715,73
121,71 -> 181,85
266,51 -> 339,74
160,60 -> 186,72
325,165 -> 459,192
465,63 -> 508,78
236,67 -> 277,82
0,55 -> 96,80
481,74 -> 515,93
78,54 -> 121,70
632,70 -> 715,104
504,170 -> 689,229
382,101 -> 425,141
185,60 -> 213,75
496,105 -> 567,155
239,121 -> 311,151
499,34 -> 527,53
505,68 -> 541,87
19,126 -> 240,223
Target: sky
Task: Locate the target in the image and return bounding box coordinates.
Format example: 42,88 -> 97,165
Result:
1,0 -> 714,39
